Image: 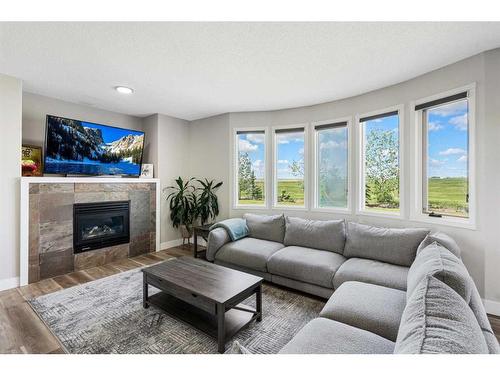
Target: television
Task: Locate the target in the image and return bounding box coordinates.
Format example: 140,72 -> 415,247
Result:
44,115 -> 145,177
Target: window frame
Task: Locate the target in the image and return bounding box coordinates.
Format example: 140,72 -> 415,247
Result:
271,123 -> 309,210
311,117 -> 353,214
411,84 -> 476,229
232,127 -> 269,210
356,104 -> 405,219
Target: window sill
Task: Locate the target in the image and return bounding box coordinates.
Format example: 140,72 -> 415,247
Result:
232,204 -> 268,210
356,209 -> 404,220
310,207 -> 352,215
409,213 -> 476,230
271,205 -> 308,211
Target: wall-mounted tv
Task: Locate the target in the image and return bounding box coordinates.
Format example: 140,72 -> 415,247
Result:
44,115 -> 145,176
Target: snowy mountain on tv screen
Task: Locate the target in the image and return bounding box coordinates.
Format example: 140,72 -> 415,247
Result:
45,116 -> 144,175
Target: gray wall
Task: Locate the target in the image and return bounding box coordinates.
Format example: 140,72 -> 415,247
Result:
0,73 -> 22,288
188,49 -> 500,307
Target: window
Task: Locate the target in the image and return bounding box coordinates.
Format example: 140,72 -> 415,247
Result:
274,127 -> 305,207
314,121 -> 349,209
359,110 -> 400,214
418,92 -> 470,219
235,130 -> 266,206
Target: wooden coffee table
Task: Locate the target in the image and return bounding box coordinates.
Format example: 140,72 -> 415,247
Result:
142,256 -> 263,353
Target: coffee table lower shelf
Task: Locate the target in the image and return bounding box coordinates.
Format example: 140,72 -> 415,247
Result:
146,291 -> 259,353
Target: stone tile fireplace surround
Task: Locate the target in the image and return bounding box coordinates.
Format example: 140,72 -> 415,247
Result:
20,177 -> 161,285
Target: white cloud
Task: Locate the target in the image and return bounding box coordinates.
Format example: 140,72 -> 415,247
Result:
246,133 -> 265,143
457,155 -> 468,163
298,147 -> 304,156
449,114 -> 468,131
277,133 -> 304,144
429,158 -> 445,167
252,159 -> 265,177
320,140 -> 347,150
278,159 -> 289,164
428,122 -> 443,132
439,148 -> 466,156
238,139 -> 258,152
430,100 -> 467,117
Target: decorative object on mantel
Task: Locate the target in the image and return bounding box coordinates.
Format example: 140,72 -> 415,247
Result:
21,145 -> 43,177
163,177 -> 223,245
140,163 -> 154,178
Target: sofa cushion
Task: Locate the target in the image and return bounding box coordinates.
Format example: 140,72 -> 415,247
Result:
468,287 -> 500,353
417,231 -> 461,258
407,242 -> 473,302
344,222 -> 429,266
320,281 -> 406,341
332,257 -> 408,291
243,213 -> 285,243
283,216 -> 345,254
267,246 -> 346,288
394,275 -> 488,354
215,237 -> 284,272
279,318 -> 395,354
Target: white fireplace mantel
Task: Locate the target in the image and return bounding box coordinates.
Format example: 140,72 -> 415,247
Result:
19,177 -> 161,286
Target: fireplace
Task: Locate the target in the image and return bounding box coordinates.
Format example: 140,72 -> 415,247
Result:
73,200 -> 130,254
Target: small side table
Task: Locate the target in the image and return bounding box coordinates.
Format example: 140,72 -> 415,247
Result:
193,224 -> 212,258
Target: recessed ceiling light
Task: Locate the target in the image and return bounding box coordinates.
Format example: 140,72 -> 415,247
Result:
115,86 -> 134,94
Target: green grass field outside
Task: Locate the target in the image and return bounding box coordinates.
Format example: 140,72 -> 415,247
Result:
238,177 -> 468,217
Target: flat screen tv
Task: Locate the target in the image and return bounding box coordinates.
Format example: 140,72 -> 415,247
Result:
44,115 -> 145,176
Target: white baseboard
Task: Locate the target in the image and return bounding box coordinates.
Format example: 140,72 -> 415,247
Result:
160,239 -> 184,250
0,277 -> 20,292
483,299 -> 500,316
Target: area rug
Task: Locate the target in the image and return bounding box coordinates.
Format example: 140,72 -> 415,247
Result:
29,267 -> 324,354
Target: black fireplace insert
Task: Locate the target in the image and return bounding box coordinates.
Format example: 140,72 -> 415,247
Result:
73,200 -> 130,254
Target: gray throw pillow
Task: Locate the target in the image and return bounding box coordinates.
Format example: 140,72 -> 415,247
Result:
407,241 -> 473,303
416,231 -> 461,258
243,213 -> 285,243
283,216 -> 345,254
394,275 -> 488,354
343,222 -> 429,266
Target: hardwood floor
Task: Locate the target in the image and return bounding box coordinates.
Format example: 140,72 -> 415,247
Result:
0,244 -> 499,353
0,246 -> 192,354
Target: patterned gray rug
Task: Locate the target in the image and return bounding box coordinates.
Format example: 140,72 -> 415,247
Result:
29,267 -> 324,354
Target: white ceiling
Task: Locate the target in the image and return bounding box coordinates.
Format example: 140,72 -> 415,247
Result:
1,22 -> 500,121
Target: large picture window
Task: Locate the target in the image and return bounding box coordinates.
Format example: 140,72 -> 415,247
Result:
274,127 -> 305,207
315,122 -> 348,209
418,92 -> 470,218
360,110 -> 400,214
235,130 -> 266,206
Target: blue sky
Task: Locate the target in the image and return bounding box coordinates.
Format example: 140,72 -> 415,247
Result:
82,121 -> 143,144
276,131 -> 304,179
238,133 -> 266,178
426,100 -> 468,178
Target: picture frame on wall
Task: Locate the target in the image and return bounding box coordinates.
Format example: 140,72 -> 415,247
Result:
140,163 -> 154,178
21,145 -> 43,177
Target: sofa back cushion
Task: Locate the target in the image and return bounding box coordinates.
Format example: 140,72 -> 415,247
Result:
283,217 -> 345,254
243,213 -> 285,243
407,242 -> 473,303
343,222 -> 429,267
416,231 -> 461,258
394,275 -> 488,354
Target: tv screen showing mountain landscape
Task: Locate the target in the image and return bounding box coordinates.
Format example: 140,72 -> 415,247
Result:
44,115 -> 145,176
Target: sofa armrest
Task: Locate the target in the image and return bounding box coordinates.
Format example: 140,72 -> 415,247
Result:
206,227 -> 231,261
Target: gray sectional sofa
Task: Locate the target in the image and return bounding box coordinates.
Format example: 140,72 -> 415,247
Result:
207,213 -> 500,354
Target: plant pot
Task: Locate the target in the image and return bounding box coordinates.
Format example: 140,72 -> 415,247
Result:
180,225 -> 193,239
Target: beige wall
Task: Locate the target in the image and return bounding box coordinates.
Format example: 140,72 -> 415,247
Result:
188,50 -> 500,308
0,74 -> 22,289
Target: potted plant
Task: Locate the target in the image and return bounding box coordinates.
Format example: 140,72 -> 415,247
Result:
195,178 -> 223,225
164,177 -> 197,241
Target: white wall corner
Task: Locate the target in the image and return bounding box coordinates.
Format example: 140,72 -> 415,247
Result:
160,239 -> 184,250
483,299 -> 500,317
0,277 -> 20,292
